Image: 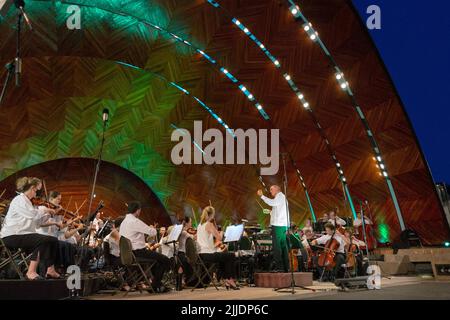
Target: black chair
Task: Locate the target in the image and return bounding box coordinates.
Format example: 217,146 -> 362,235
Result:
119,236 -> 155,294
0,237 -> 31,280
102,241 -> 126,290
185,237 -> 219,291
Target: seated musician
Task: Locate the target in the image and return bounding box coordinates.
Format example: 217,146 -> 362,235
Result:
119,201 -> 171,293
310,222 -> 346,280
89,212 -> 104,248
197,206 -> 239,290
159,225 -> 176,259
0,177 -> 60,280
103,216 -> 125,266
36,191 -> 76,271
302,218 -> 313,234
328,209 -> 346,227
288,224 -> 303,272
178,216 -> 195,286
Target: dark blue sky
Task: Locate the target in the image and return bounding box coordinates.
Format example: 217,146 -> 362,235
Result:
352,0 -> 450,183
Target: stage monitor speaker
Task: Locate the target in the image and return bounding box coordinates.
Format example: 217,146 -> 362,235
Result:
334,276 -> 369,290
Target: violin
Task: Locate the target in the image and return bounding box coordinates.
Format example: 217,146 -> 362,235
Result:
186,227 -> 197,235
31,198 -> 78,217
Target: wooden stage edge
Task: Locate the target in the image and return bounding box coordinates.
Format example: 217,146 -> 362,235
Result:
373,247 -> 450,280
254,272 -> 313,288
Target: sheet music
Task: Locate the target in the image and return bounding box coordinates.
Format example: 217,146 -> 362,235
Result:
224,224 -> 244,243
167,224 -> 183,243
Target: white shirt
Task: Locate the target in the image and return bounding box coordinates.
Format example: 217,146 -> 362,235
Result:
104,233 -> 120,257
197,223 -> 216,254
315,233 -> 346,254
0,194 -> 48,238
93,217 -> 104,231
36,210 -> 62,238
328,217 -> 346,226
178,230 -> 193,253
159,236 -> 175,258
119,213 -> 157,250
58,227 -> 79,245
353,217 -> 372,227
261,192 -> 289,227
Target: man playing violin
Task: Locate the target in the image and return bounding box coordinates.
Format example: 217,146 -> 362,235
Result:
310,223 -> 346,280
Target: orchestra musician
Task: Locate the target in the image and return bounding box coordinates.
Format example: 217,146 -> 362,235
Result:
177,216 -> 195,287
310,222 -> 346,280
119,201 -> 171,293
328,209 -> 346,227
302,218 -> 313,234
89,212 -> 104,248
36,191 -> 78,271
197,206 -> 239,290
0,177 -> 61,280
257,185 -> 289,273
104,216 -> 125,267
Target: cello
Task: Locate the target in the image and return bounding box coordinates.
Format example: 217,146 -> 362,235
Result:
317,230 -> 339,270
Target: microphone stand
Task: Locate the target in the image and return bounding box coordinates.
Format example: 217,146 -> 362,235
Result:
275,154 -> 313,294
359,201 -> 370,258
0,1 -> 32,107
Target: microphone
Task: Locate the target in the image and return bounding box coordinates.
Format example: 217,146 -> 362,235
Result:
102,108 -> 109,122
15,0 -> 33,30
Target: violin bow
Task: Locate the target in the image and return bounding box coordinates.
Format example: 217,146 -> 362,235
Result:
0,189 -> 6,200
42,179 -> 49,201
64,195 -> 73,220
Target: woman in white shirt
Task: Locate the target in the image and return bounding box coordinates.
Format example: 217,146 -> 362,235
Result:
197,206 -> 238,290
0,177 -> 61,280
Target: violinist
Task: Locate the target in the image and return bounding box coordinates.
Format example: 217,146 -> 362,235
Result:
197,206 -> 238,290
177,216 -> 195,287
310,222 -> 346,280
36,191 -> 64,238
119,201 -> 171,293
0,177 -> 60,280
36,191 -> 77,270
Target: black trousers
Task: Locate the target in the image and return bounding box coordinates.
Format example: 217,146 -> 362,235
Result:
199,252 -> 236,279
134,249 -> 171,288
178,252 -> 193,282
2,233 -> 58,266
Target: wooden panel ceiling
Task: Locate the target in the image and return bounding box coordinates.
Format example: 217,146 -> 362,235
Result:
0,0 -> 448,243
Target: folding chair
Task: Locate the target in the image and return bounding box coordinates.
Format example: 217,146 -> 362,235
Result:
0,237 -> 31,280
184,237 -> 219,291
102,241 -> 126,290
119,236 -> 155,294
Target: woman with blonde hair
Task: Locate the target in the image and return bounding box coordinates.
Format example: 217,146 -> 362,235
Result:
0,177 -> 61,280
196,206 -> 238,290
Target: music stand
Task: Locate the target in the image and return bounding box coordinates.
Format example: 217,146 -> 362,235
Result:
224,224 -> 244,283
165,224 -> 183,290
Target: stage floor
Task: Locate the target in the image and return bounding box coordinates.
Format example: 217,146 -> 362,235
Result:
90,276 -> 450,300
